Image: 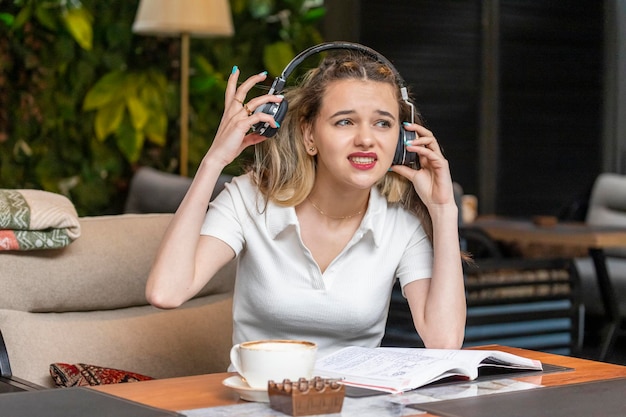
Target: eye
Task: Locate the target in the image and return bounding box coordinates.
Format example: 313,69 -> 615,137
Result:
336,119 -> 353,127
375,119 -> 393,128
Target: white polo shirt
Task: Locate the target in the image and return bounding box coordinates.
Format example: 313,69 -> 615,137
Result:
201,173 -> 433,359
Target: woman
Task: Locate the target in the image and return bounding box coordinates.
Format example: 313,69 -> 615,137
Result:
146,48 -> 466,359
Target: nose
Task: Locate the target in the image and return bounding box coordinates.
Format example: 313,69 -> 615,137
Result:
354,125 -> 374,148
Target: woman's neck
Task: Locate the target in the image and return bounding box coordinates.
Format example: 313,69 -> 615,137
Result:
305,187 -> 370,221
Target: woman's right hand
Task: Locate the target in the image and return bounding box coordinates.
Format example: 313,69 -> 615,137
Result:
205,67 -> 284,168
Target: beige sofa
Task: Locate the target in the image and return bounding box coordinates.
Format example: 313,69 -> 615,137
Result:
0,213 -> 236,388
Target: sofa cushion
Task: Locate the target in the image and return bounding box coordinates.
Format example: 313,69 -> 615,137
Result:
0,213 -> 235,312
0,294 -> 234,388
50,363 -> 153,387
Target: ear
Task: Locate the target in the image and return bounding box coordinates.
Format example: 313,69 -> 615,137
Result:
302,124 -> 317,155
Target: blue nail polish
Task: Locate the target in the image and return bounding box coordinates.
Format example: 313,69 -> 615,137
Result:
275,121 -> 281,128
403,121 -> 410,126
260,70 -> 268,76
404,139 -> 412,146
231,65 -> 238,74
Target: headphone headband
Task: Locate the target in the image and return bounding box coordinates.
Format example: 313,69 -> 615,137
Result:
268,41 -> 408,101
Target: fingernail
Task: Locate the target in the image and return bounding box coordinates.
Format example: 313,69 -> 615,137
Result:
404,139 -> 413,146
259,70 -> 268,76
402,121 -> 411,126
277,94 -> 284,99
231,65 -> 238,74
275,121 -> 281,128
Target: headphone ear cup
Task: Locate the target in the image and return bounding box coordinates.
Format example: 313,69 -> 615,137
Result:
251,100 -> 289,138
392,127 -> 420,169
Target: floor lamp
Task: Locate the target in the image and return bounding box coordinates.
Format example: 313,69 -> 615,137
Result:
132,0 -> 234,176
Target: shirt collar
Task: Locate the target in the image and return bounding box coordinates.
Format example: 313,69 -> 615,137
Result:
266,199 -> 299,239
266,187 -> 388,247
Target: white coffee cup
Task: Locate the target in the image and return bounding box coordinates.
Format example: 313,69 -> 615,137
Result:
229,339 -> 317,390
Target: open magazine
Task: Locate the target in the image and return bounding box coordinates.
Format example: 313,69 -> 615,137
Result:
314,346 -> 543,394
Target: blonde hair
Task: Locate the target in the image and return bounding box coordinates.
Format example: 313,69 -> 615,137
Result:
251,51 -> 433,241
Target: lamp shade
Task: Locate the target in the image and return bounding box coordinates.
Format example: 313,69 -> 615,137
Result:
132,0 -> 234,37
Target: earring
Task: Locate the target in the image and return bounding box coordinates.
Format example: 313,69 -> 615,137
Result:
309,147 -> 316,152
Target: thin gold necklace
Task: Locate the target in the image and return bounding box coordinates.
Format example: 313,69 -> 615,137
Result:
307,197 -> 365,220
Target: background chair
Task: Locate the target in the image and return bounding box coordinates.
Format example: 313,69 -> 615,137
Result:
383,257 -> 584,356
124,166 -> 233,214
462,257 -> 584,355
574,172 -> 626,358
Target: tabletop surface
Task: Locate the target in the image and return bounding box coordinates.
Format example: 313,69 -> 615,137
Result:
92,345 -> 626,417
471,217 -> 626,248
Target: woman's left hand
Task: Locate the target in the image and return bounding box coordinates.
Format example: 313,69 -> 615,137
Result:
389,124 -> 456,209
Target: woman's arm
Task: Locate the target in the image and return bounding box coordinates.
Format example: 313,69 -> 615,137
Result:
145,161 -> 235,309
391,124 -> 466,348
145,68 -> 284,309
403,205 -> 466,348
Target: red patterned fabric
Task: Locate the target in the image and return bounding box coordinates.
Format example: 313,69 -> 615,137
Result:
49,363 -> 154,387
0,230 -> 19,250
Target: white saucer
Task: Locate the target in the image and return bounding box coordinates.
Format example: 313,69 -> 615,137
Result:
222,375 -> 269,402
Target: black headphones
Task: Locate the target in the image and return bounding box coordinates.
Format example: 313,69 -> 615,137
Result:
251,41 -> 419,168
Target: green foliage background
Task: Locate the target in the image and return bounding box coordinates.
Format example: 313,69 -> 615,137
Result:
0,0 -> 325,215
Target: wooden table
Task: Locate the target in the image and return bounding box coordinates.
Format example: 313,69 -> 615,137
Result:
470,217 -> 626,360
93,345 -> 626,416
472,217 -> 626,248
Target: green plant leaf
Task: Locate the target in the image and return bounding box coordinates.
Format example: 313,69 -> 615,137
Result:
126,96 -> 149,130
139,83 -> 165,113
94,100 -> 125,141
249,0 -> 274,19
90,138 -> 124,176
12,6 -> 31,30
144,113 -> 167,146
193,55 -> 215,75
62,7 -> 93,50
83,71 -> 126,110
116,117 -> 144,162
0,13 -> 15,27
190,56 -> 219,93
34,4 -> 58,31
146,69 -> 168,92
301,7 -> 326,23
263,42 -> 295,77
190,74 -> 218,94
